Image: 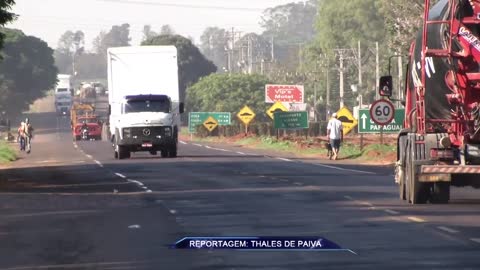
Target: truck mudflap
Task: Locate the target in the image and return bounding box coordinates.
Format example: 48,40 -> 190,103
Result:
419,165 -> 480,182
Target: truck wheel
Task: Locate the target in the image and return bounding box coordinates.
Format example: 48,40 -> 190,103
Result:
150,150 -> 157,155
431,182 -> 450,204
405,140 -> 429,204
168,144 -> 177,158
118,146 -> 130,159
161,150 -> 168,158
114,143 -> 119,159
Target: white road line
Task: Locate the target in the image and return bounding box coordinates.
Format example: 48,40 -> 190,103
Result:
169,209 -> 177,214
437,226 -> 459,234
193,143 -> 203,147
127,179 -> 144,186
384,209 -> 400,215
218,149 -> 232,152
344,195 -> 354,200
146,190 -> 153,193
85,154 -> 93,159
179,141 -> 187,145
470,238 -> 480,244
73,144 -> 78,149
141,186 -> 148,190
407,216 -> 426,223
115,173 -> 127,179
360,201 -> 374,207
205,145 -> 212,149
276,157 -> 293,162
94,160 -> 102,166
236,151 -> 246,155
293,182 -> 303,186
315,163 -> 376,175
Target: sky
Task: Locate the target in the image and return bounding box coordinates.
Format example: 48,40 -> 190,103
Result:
7,0 -> 298,51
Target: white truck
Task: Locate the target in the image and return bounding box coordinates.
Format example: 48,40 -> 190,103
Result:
106,46 -> 184,159
55,74 -> 73,115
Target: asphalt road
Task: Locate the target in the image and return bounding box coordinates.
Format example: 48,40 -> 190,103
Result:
0,99 -> 479,269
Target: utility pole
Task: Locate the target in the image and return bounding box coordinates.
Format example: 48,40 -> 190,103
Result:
334,49 -> 355,109
397,53 -> 403,107
358,40 -> 362,89
375,41 -> 380,100
326,57 -> 330,120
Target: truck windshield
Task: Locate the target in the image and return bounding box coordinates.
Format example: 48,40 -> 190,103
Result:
57,88 -> 68,93
124,99 -> 170,113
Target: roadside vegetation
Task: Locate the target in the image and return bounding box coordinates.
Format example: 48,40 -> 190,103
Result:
0,141 -> 16,163
181,128 -> 396,165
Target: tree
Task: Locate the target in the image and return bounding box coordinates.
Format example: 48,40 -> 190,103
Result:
160,24 -> 175,35
142,34 -> 217,102
94,23 -> 131,56
187,73 -> 269,121
0,0 -> 16,51
142,25 -> 157,42
260,0 -> 317,66
199,27 -> 228,72
54,30 -> 85,74
0,28 -> 58,116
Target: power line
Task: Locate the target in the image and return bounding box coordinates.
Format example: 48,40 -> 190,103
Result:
95,0 -> 266,12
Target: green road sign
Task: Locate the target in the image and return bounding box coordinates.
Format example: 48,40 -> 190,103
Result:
358,108 -> 404,133
274,111 -> 308,129
189,112 -> 231,133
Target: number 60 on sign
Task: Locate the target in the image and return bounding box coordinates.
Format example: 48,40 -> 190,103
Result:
369,99 -> 395,125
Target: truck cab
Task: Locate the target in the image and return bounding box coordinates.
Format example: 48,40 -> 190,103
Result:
110,94 -> 183,159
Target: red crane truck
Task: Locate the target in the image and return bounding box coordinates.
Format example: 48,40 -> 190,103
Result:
381,0 -> 480,204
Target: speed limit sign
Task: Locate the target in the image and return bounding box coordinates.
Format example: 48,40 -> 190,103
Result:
370,99 -> 395,125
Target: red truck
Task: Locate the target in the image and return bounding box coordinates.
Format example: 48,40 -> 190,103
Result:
73,116 -> 102,141
382,0 -> 480,204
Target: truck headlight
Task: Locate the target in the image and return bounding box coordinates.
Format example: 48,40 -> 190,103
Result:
123,128 -> 131,138
164,127 -> 172,137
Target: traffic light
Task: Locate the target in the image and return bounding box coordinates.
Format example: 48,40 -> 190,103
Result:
379,76 -> 393,97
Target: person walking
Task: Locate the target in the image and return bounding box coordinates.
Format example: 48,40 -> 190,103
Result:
326,113 -> 343,160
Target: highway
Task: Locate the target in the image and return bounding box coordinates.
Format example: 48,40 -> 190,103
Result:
0,100 -> 479,269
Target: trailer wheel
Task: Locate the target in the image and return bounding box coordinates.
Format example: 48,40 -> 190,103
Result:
431,182 -> 450,204
406,139 -> 429,204
161,150 -> 168,158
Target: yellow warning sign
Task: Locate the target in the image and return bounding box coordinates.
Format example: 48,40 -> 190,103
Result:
237,105 -> 256,125
203,116 -> 218,132
335,107 -> 358,135
266,101 -> 288,119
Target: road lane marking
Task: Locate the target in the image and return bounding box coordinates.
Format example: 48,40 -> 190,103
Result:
236,151 -> 246,155
293,182 -> 303,186
205,145 -> 212,149
180,141 -> 187,145
407,216 -> 426,223
127,179 -> 144,186
85,154 -> 93,159
115,173 -> 127,179
94,160 -> 103,167
437,226 -> 459,234
315,163 -> 376,174
470,238 -> 480,244
146,190 -> 152,193
169,209 -> 177,214
193,143 -> 202,147
276,157 -> 293,162
343,195 -> 354,200
384,209 -> 400,215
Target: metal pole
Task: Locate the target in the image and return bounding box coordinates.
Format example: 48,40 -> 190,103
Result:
339,54 -> 344,108
376,42 -> 380,100
358,40 -> 362,87
326,58 -> 330,120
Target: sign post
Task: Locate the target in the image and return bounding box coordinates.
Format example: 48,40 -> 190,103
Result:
266,101 -> 288,119
358,108 -> 404,133
335,107 -> 358,136
368,99 -> 396,144
273,111 -> 308,129
203,116 -> 218,133
189,112 -> 231,133
237,105 -> 256,135
265,84 -> 304,103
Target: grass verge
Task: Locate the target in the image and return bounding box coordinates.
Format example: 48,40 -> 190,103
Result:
186,134 -> 396,164
0,142 -> 17,163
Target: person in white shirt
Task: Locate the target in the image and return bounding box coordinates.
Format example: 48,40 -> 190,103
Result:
326,113 -> 343,160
